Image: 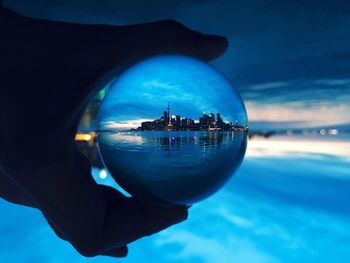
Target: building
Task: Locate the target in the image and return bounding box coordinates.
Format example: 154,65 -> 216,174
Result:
138,103 -> 247,132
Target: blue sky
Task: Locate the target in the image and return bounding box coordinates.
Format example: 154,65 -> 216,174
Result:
1,137 -> 350,263
5,0 -> 350,128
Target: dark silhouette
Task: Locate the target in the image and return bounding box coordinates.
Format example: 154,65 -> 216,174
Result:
0,2 -> 228,258
136,103 -> 247,131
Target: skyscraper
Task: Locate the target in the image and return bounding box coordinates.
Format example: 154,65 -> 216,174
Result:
176,115 -> 181,123
209,112 -> 215,123
216,113 -> 223,128
167,102 -> 170,124
163,102 -> 171,125
163,111 -> 168,125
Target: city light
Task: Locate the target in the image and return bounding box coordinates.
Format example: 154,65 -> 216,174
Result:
329,129 -> 338,135
136,103 -> 248,132
99,169 -> 108,179
83,134 -> 91,141
75,132 -> 96,141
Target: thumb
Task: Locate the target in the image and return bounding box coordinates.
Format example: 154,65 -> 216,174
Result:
98,185 -> 188,248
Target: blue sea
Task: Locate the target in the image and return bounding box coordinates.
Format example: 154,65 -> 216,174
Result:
98,131 -> 247,205
1,135 -> 350,263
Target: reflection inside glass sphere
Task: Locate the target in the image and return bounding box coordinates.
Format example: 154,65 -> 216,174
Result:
97,55 -> 248,205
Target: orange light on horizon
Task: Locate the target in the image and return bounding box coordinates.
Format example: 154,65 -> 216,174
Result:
75,132 -> 96,141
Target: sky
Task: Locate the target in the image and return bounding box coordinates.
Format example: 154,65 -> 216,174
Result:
1,137 -> 350,263
98,55 -> 247,129
4,0 -> 350,128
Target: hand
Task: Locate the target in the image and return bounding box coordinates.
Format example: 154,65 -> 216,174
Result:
0,5 -> 228,257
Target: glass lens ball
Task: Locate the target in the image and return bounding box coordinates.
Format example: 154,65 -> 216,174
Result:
97,55 -> 248,205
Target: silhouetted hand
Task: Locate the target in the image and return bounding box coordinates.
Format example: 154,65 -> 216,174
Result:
0,4 -> 228,257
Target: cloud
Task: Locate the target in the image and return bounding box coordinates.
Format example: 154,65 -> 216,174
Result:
98,56 -> 247,126
245,100 -> 350,127
247,82 -> 291,91
7,0 -> 350,127
99,119 -> 152,129
245,138 -> 350,162
240,78 -> 350,103
217,207 -> 254,228
155,230 -> 281,263
2,140 -> 350,262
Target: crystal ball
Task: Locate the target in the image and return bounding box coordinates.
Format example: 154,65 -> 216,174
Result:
97,55 -> 248,205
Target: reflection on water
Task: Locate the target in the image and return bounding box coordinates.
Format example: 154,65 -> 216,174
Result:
98,131 -> 247,205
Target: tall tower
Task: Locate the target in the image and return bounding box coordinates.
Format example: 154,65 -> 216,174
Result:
167,102 -> 170,124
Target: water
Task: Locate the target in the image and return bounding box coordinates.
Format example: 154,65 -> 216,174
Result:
98,131 -> 247,205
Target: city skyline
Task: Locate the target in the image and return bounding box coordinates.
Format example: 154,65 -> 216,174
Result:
135,103 -> 247,132
97,55 -> 248,132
